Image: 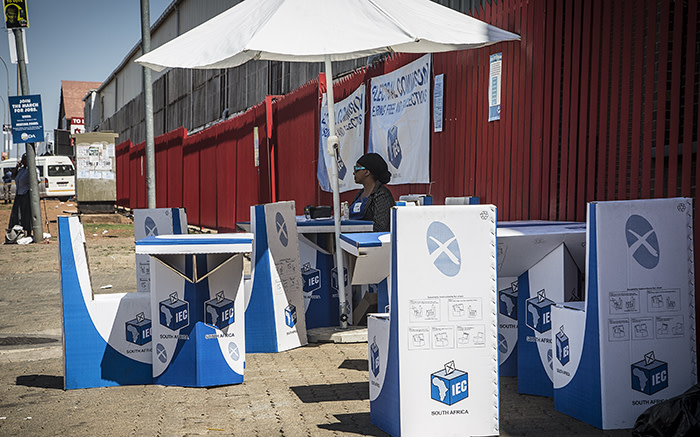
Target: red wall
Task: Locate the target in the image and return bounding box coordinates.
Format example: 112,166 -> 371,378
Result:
116,0 -> 698,231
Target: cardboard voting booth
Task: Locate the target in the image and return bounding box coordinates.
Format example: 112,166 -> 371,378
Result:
517,243 -> 582,396
553,198 -> 697,429
59,216 -> 152,389
134,208 -> 188,293
339,232 -> 391,313
296,217 -> 373,328
136,233 -> 252,387
369,205 -> 499,437
247,201 -> 308,353
495,222 -> 586,377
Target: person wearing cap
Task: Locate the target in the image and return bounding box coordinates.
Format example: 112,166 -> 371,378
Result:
350,152 -> 395,232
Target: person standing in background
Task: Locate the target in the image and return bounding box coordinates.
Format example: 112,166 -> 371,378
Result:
2,167 -> 11,203
7,154 -> 34,238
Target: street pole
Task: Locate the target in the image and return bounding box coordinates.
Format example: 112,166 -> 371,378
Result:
12,28 -> 43,242
0,56 -> 11,157
140,0 -> 156,208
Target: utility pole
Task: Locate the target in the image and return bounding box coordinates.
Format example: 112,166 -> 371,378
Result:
140,0 -> 156,208
13,28 -> 42,242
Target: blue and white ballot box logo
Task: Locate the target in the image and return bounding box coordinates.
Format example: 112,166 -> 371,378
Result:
301,262 -> 321,294
160,292 -> 189,331
526,289 -> 554,333
625,214 -> 660,269
430,360 -> 469,406
275,212 -> 289,247
631,351 -> 668,396
336,153 -> 348,180
204,291 -> 235,330
285,304 -> 297,328
387,125 -> 403,169
144,216 -> 159,237
426,221 -> 461,277
125,312 -> 152,346
555,325 -> 569,366
331,266 -> 348,291
370,336 -> 380,377
499,280 -> 518,319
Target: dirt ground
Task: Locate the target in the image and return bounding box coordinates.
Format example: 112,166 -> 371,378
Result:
0,199 -> 136,276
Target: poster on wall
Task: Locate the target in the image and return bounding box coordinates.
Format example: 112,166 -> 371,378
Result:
369,54 -> 431,185
317,84 -> 365,193
488,53 -> 502,122
433,74 -> 444,133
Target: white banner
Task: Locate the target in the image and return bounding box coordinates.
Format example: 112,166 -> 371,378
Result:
369,54 -> 431,184
317,84 -> 365,193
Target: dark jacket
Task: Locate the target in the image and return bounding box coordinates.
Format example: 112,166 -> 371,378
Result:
352,181 -> 395,232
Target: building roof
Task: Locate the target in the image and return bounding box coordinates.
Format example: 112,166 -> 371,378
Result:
60,80 -> 102,120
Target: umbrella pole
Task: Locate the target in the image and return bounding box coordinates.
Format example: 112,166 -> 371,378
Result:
324,55 -> 348,329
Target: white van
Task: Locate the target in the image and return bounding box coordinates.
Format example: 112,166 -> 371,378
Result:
0,155 -> 75,201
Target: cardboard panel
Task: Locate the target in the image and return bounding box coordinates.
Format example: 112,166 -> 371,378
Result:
371,205 -> 499,436
554,198 -> 697,429
59,216 -> 152,389
247,201 -> 308,352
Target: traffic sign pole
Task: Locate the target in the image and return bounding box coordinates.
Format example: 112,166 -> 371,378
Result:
12,27 -> 43,242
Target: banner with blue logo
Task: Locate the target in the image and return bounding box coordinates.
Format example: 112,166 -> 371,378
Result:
553,198 -> 697,429
369,54 -> 431,185
317,84 -> 365,193
370,205 -> 499,436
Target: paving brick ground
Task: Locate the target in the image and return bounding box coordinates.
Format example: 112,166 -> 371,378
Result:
0,209 -> 633,436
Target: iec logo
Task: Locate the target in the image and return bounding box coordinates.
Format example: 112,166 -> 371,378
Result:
125,312 -> 152,346
284,304 -> 297,328
625,215 -> 660,269
370,336 -> 380,377
336,154 -> 347,180
632,351 -> 668,395
204,291 -> 235,330
526,289 -> 554,333
144,216 -> 159,237
275,212 -> 289,247
426,221 -> 461,277
160,292 -> 189,330
555,326 -> 570,366
386,125 -> 402,169
431,361 -> 468,405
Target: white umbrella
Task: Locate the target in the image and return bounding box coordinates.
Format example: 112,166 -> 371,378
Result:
136,0 -> 520,328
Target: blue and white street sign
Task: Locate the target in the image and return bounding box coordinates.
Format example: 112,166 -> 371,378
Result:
9,94 -> 43,144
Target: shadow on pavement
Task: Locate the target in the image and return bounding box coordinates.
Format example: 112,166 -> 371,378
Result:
338,358 -> 368,372
16,374 -> 63,389
317,412 -> 390,436
291,381 -> 368,403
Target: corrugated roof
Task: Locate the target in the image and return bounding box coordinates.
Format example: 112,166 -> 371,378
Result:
60,80 -> 102,119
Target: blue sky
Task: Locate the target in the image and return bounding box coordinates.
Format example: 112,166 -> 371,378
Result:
1,0 -> 172,155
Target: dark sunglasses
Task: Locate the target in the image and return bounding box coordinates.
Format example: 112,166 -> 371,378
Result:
353,165 -> 366,173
